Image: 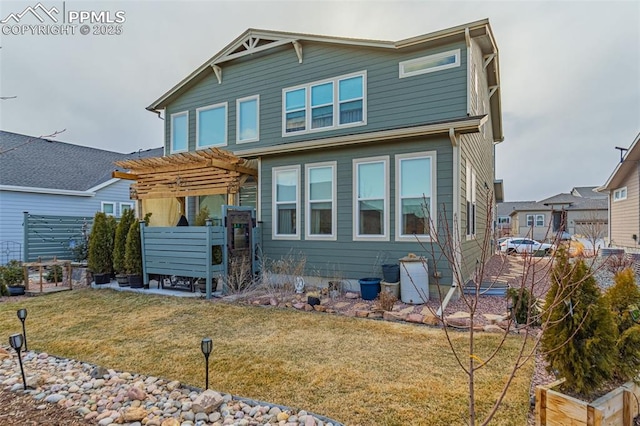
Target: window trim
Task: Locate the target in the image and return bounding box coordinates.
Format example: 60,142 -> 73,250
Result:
236,95 -> 260,144
282,70 -> 367,137
272,165 -> 300,240
497,216 -> 510,225
196,102 -> 227,149
399,49 -> 461,78
395,151 -> 437,242
101,201 -> 115,216
353,156 -> 389,242
305,161 -> 337,241
535,214 -> 545,227
613,187 -> 627,202
465,163 -> 477,239
119,202 -> 134,217
170,111 -> 188,153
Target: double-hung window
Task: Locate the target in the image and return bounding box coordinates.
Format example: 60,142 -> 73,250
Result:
237,95 -> 259,143
466,164 -> 477,237
273,166 -> 300,239
306,162 -> 336,240
170,112 -> 188,153
536,214 -> 545,227
353,157 -> 389,241
396,152 -> 436,241
197,103 -> 227,148
526,215 -> 534,227
283,71 -> 366,136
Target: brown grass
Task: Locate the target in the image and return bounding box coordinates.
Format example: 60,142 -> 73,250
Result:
0,289 -> 533,425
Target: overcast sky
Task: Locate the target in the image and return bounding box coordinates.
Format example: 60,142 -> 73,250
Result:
1,0 -> 638,201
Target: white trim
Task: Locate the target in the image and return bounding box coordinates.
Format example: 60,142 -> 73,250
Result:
196,102 -> 228,148
256,158 -> 262,222
236,95 -> 260,144
535,214 -> 545,227
272,165 -> 300,240
101,201 -> 116,216
282,70 -> 367,137
613,187 -> 628,202
305,161 -> 337,241
395,151 -> 437,242
399,49 -> 461,79
0,185 -> 95,197
352,156 -> 389,242
170,111 -> 189,153
87,178 -> 120,193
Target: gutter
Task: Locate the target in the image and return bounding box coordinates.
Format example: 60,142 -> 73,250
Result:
0,185 -> 96,197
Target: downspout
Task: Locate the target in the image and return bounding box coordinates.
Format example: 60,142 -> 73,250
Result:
465,27 -> 472,116
438,128 -> 462,317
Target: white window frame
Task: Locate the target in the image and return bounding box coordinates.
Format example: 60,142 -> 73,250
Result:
536,214 -> 545,227
170,111 -> 188,153
466,163 -> 477,239
101,201 -> 115,216
305,161 -> 337,241
526,215 -> 534,227
497,216 -> 510,225
399,49 -> 461,78
614,187 -> 627,202
272,165 -> 300,240
282,71 -> 367,137
395,151 -> 437,242
353,156 -> 390,242
196,102 -> 227,149
236,95 -> 260,144
119,202 -> 134,217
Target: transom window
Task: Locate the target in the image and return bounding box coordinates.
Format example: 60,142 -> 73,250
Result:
396,152 -> 436,241
197,103 -> 227,148
305,162 -> 336,240
283,71 -> 366,136
273,166 -> 300,239
354,157 -> 389,241
170,112 -> 188,153
237,95 -> 259,143
614,187 -> 627,201
399,49 -> 461,78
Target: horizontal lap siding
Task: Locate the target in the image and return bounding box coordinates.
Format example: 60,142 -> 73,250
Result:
164,41 -> 467,153
611,166 -> 640,249
260,136 -> 453,285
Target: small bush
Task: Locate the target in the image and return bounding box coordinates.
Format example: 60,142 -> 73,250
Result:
605,254 -> 635,275
45,265 -> 63,283
0,260 -> 24,286
378,290 -> 397,311
506,287 -> 539,326
195,206 -> 210,226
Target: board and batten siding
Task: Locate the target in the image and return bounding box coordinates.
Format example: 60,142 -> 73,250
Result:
259,135 -> 454,295
164,40 -> 467,153
0,180 -> 134,262
610,165 -> 640,249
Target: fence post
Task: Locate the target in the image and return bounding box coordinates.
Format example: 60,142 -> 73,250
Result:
205,220 -> 212,300
23,212 -> 29,262
139,221 -> 148,286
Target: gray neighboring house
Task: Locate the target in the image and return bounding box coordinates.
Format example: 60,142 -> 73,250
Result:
0,130 -> 162,262
143,19 -> 504,296
498,187 -> 608,241
597,132 -> 640,251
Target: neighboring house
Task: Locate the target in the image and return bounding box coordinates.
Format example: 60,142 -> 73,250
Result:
597,132 -> 640,251
0,130 -> 162,262
501,187 -> 608,242
140,19 -> 504,295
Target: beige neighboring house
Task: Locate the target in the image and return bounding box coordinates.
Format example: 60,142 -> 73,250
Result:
597,132 -> 640,251
498,187 -> 608,242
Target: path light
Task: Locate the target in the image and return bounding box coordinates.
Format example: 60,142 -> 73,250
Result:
201,337 -> 213,390
17,308 -> 27,352
9,333 -> 27,390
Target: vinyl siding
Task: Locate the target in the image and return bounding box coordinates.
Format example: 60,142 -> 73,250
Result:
610,165 -> 640,249
164,41 -> 468,153
259,135 -> 454,295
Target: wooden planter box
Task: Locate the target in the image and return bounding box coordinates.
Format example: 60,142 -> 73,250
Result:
536,379 -> 640,425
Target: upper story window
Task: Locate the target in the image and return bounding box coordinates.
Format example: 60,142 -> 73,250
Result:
197,103 -> 227,148
399,49 -> 461,78
396,152 -> 436,241
237,95 -> 259,143
614,187 -> 627,201
283,71 -> 366,136
170,112 -> 188,153
273,166 -> 300,240
497,216 -> 510,225
305,162 -> 337,240
101,202 -> 115,216
354,156 -> 389,241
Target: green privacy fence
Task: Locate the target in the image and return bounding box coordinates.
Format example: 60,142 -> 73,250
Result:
23,212 -> 93,262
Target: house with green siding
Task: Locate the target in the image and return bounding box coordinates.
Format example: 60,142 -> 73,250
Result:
144,19 -> 504,298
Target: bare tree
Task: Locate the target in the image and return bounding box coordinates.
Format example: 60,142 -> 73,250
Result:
574,210 -> 607,256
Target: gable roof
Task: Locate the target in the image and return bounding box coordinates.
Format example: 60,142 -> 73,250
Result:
571,186 -> 607,198
0,130 -> 162,192
147,19 -> 502,142
597,132 -> 640,192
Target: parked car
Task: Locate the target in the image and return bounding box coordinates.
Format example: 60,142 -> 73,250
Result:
499,238 -> 554,255
496,237 -> 510,252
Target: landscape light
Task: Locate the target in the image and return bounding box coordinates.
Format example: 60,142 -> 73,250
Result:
201,337 -> 213,390
17,308 -> 28,351
9,333 -> 27,390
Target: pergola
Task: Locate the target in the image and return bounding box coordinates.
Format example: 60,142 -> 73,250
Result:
113,148 -> 258,204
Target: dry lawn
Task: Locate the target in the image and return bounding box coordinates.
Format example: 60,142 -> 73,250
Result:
0,289 -> 533,425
